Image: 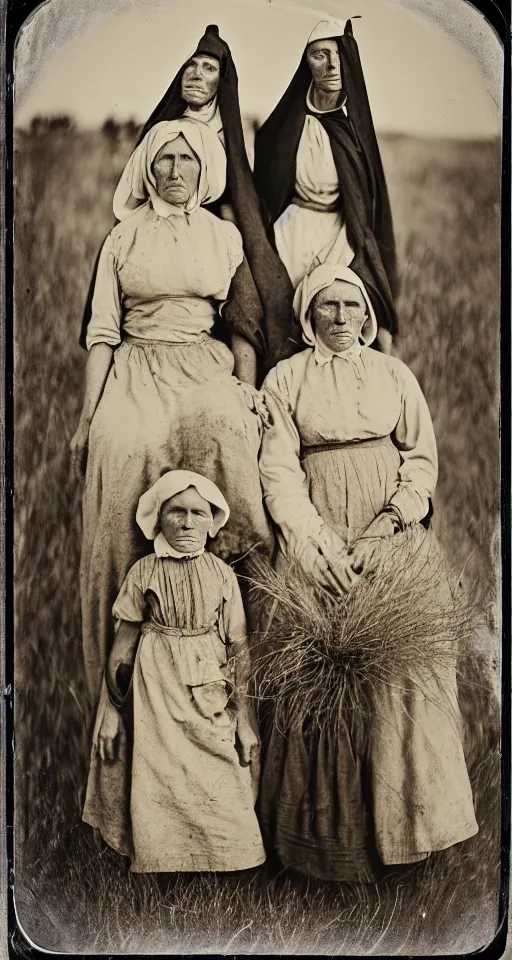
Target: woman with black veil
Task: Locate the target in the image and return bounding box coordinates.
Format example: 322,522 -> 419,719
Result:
79,25 -> 295,372
253,18 -> 399,353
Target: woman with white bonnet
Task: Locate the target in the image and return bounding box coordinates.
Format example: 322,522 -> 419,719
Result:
70,119 -> 272,717
83,470 -> 265,874
254,18 -> 398,353
257,263 -> 477,880
79,24 -> 295,369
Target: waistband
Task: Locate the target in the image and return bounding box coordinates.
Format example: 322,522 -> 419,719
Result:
291,196 -> 341,214
122,333 -> 213,348
141,617 -> 218,639
300,435 -> 393,459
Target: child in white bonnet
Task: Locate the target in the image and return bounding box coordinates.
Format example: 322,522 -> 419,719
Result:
83,470 -> 265,874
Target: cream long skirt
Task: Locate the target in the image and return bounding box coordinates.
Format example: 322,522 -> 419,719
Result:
260,438 -> 478,881
80,335 -> 272,713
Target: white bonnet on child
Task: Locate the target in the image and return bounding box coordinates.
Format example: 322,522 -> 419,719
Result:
136,470 -> 230,541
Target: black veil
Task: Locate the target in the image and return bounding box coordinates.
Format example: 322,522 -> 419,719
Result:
254,20 -> 399,337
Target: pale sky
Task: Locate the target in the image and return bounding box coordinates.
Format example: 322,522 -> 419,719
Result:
14,0 -> 503,138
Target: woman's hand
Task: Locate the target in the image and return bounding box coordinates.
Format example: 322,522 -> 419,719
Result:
319,525 -> 347,559
93,698 -> 123,763
297,538 -> 360,594
318,526 -> 362,593
297,539 -> 337,591
70,417 -> 90,477
236,713 -> 260,766
236,381 -> 273,430
236,712 -> 261,802
349,512 -> 400,575
349,538 -> 381,576
326,549 -> 363,593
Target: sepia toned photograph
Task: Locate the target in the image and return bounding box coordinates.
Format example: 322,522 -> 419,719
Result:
12,0 -> 505,953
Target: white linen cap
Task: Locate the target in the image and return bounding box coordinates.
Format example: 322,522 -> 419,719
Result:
307,19 -> 349,44
113,119 -> 227,221
293,263 -> 377,347
136,470 -> 230,541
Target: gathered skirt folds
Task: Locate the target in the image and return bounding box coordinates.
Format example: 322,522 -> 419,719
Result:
81,336 -> 273,713
259,437 -> 478,881
83,560 -> 266,873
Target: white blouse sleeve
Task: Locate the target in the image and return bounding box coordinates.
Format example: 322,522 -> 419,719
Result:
222,221 -> 244,278
259,365 -> 326,557
85,234 -> 123,350
388,362 -> 438,524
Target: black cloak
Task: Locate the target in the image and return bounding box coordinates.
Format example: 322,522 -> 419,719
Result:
79,25 -> 295,369
253,20 -> 399,338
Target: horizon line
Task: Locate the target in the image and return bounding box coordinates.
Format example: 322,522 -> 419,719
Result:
13,121 -> 501,144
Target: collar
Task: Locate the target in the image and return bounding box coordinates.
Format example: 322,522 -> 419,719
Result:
313,339 -> 362,365
154,531 -> 205,559
183,99 -> 223,133
149,191 -> 188,219
306,83 -> 348,117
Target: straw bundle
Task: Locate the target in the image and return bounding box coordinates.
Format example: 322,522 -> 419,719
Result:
247,529 -> 476,733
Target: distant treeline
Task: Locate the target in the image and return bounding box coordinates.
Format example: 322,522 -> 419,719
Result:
18,117 -> 499,147
24,116 -> 142,138
22,115 -> 262,140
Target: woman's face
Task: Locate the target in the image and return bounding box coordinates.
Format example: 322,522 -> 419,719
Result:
311,280 -> 367,352
152,134 -> 201,207
181,55 -> 221,108
306,39 -> 343,95
160,486 -> 213,554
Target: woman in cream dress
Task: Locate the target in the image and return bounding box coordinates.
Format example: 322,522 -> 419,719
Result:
70,119 -> 272,715
257,263 -> 477,881
80,24 -> 295,368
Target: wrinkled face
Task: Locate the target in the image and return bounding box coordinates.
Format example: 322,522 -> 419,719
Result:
306,39 -> 343,94
181,55 -> 221,107
311,280 -> 367,353
152,134 -> 201,207
160,487 -> 213,554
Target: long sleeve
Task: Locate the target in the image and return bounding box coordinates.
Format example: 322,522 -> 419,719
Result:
259,369 -> 325,557
85,234 -> 123,350
388,363 -> 438,524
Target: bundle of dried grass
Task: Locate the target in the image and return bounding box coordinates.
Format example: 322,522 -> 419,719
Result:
246,530 -> 477,732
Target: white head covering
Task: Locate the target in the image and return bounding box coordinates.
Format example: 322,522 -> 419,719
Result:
136,470 -> 230,559
293,263 -> 377,349
307,19 -> 350,44
113,119 -> 227,221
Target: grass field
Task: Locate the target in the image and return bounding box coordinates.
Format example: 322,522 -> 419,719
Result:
13,127 -> 503,954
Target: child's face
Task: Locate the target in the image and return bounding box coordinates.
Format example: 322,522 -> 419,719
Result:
160,486 -> 213,553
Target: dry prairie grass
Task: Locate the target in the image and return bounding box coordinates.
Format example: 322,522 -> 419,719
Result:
247,534 -> 480,734
13,128 -> 502,953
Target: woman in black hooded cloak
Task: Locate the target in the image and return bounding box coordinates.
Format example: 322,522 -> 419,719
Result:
79,25 -> 295,372
253,18 -> 399,352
